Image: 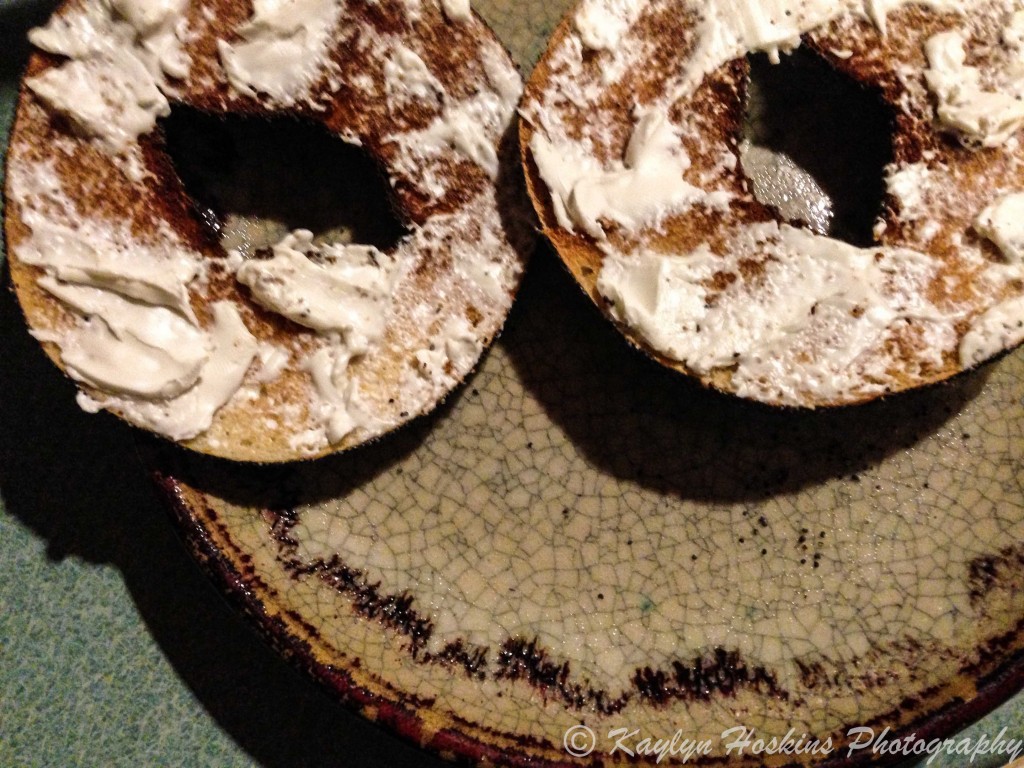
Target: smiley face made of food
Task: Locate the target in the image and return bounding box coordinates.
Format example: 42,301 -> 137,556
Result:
521,0 -> 1024,407
4,0 -> 533,462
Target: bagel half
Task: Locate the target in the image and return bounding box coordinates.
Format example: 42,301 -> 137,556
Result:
521,0 -> 1024,408
4,0 -> 533,462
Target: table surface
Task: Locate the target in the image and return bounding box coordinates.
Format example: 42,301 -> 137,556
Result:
2,2 -> 1023,767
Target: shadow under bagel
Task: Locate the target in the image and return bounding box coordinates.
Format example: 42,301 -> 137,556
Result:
501,247 -> 994,505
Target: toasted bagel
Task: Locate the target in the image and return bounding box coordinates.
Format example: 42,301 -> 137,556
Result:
521,0 -> 1024,407
5,0 -> 533,462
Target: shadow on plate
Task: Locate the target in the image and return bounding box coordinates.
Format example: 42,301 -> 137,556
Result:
501,248 -> 991,505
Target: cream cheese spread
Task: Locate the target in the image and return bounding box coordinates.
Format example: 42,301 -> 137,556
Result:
232,229 -> 405,447
15,216 -> 201,322
641,0 -> 956,99
923,15 -> 1024,148
975,192 -> 1024,263
573,0 -> 644,53
218,0 -> 342,104
387,38 -> 521,187
960,296 -> 1024,367
9,158 -> 262,438
75,302 -> 259,441
298,344 -> 379,449
36,278 -> 210,400
402,98 -> 503,180
440,0 -> 472,22
530,109 -> 731,239
413,315 -> 483,384
598,223 -> 953,404
235,230 -> 399,351
558,0 -> 956,111
384,44 -> 445,106
224,195 -> 518,451
26,0 -> 191,155
886,162 -> 932,221
380,35 -> 515,193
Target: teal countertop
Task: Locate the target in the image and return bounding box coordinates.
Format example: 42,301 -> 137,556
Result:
1,2 -> 1023,767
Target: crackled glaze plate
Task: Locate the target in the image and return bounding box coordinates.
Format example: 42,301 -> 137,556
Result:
149,1 -> 1024,766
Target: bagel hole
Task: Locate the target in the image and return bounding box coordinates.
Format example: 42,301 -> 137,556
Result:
742,49 -> 894,247
160,107 -> 408,257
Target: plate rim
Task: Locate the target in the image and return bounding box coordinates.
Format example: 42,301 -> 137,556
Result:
152,466 -> 1024,768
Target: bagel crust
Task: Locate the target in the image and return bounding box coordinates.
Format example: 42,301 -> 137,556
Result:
521,0 -> 1024,407
5,0 -> 533,462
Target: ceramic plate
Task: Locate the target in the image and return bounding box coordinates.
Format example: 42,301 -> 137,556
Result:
154,242 -> 1024,765
17,0 -> 1024,765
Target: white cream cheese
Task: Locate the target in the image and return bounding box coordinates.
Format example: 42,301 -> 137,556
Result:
886,162 -> 931,221
297,344 -> 379,448
27,56 -> 165,151
383,36 -> 519,193
76,302 -> 260,440
393,97 -> 503,181
573,0 -> 645,53
481,40 -> 524,107
864,0 -> 957,36
702,0 -> 834,63
254,343 -> 291,384
16,216 -> 200,322
232,228 -> 413,448
26,0 -> 191,153
11,159 -> 203,321
456,235 -> 512,303
530,109 -> 731,239
440,0 -> 471,22
976,192 -> 1024,263
416,102 -> 502,178
32,281 -> 259,440
218,0 -> 341,104
924,18 -> 1024,148
598,222 -> 954,404
413,315 -> 483,383
37,278 -> 209,399
654,0 -> 956,103
235,230 -> 399,352
960,295 -> 1024,367
571,0 -> 943,81
383,44 -> 445,106
8,157 -> 267,441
